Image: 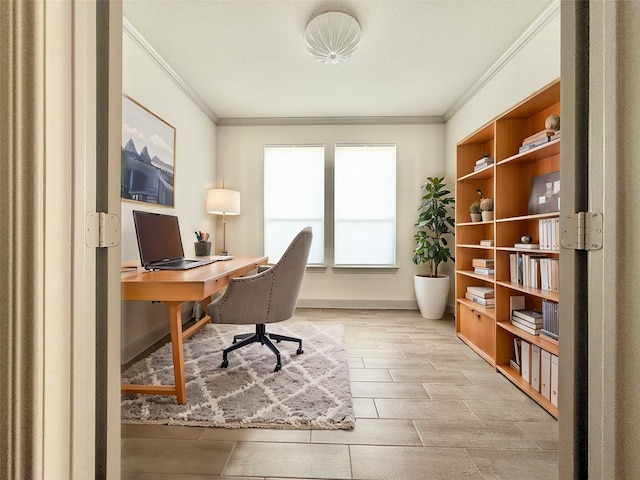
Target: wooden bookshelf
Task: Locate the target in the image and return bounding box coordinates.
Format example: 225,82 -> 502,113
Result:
455,79 -> 560,418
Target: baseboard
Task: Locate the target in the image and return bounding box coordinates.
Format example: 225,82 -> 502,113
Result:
296,299 -> 455,315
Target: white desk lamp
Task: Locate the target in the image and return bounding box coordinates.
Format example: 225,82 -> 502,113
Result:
206,187 -> 240,255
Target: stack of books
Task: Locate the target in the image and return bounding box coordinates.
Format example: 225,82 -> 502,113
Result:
479,239 -> 494,247
519,129 -> 560,153
472,258 -> 494,276
473,155 -> 494,171
511,309 -> 543,335
541,300 -> 559,340
465,285 -> 495,308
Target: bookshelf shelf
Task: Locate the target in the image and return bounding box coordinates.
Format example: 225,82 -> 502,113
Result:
497,321 -> 559,355
496,138 -> 560,167
495,281 -> 559,302
456,298 -> 496,319
457,269 -> 495,281
457,243 -> 494,250
455,79 -> 560,420
496,212 -> 559,223
458,165 -> 494,181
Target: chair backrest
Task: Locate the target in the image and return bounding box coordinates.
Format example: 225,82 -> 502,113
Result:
208,227 -> 312,325
264,226 -> 313,321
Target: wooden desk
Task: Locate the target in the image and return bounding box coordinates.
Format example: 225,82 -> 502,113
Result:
121,256 -> 268,404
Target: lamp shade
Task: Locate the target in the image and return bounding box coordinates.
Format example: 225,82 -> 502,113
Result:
304,11 -> 361,65
206,188 -> 240,215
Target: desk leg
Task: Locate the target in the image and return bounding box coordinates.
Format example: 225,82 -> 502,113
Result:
167,302 -> 187,405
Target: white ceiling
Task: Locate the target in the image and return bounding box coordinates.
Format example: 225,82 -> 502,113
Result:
123,0 -> 556,123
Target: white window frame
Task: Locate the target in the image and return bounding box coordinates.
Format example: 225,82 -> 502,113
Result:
333,144 -> 397,267
263,144 -> 325,265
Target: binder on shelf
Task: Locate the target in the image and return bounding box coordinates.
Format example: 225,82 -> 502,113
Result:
509,253 -> 518,284
541,349 -> 552,400
538,217 -> 561,251
542,300 -> 559,341
551,259 -> 560,293
551,354 -> 559,407
513,338 -> 522,366
531,345 -> 541,392
521,341 -> 531,384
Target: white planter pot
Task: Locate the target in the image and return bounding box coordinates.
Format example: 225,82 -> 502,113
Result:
481,210 -> 494,221
470,213 -> 482,222
414,274 -> 450,319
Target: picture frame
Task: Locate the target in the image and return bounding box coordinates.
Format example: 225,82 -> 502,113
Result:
121,95 -> 176,207
528,171 -> 560,215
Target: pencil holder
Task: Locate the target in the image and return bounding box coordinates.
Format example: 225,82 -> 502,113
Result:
194,242 -> 212,256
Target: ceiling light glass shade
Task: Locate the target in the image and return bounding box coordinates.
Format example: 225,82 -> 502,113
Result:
206,188 -> 240,215
304,11 -> 361,65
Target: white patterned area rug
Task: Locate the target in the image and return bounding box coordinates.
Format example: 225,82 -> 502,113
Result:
121,322 -> 355,430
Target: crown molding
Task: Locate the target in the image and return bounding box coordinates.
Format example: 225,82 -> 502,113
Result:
122,17 -> 219,124
216,115 -> 444,127
443,0 -> 560,122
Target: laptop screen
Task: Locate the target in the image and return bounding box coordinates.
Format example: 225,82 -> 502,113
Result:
133,210 -> 185,265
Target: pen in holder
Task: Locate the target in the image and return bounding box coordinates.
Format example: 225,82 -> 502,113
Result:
194,231 -> 212,256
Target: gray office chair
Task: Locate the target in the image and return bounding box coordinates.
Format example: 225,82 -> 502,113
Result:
207,227 -> 312,372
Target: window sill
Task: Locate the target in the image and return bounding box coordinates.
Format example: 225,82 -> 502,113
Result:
331,265 -> 399,274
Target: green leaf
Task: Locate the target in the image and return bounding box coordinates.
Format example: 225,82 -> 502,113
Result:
413,176 -> 455,275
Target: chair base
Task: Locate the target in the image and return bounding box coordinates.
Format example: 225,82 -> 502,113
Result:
221,323 -> 303,372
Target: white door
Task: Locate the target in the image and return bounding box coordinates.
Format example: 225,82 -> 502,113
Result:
0,2 -> 122,478
559,2 -> 640,478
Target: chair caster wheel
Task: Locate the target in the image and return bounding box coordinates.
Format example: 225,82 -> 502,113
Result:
296,347 -> 304,355
221,360 -> 229,369
274,364 -> 282,372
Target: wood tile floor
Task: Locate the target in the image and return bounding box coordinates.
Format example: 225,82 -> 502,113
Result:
122,309 -> 558,480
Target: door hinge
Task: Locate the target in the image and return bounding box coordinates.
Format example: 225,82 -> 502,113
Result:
560,211 -> 603,251
86,212 -> 120,248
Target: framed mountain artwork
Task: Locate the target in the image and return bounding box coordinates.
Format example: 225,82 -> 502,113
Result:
121,95 -> 176,207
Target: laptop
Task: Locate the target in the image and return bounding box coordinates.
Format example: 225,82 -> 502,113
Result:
133,210 -> 217,271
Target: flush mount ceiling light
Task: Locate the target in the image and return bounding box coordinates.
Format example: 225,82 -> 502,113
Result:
304,11 -> 361,65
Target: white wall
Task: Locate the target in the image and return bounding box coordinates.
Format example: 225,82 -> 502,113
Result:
121,33 -> 217,363
216,123 -> 445,309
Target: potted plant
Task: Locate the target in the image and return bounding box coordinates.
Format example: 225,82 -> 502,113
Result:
413,176 -> 455,319
469,200 -> 482,222
480,197 -> 494,222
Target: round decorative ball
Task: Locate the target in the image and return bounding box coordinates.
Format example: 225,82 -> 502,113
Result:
521,235 -> 532,244
545,114 -> 560,130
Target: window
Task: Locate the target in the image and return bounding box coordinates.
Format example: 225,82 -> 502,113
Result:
334,144 -> 396,266
264,145 -> 324,264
